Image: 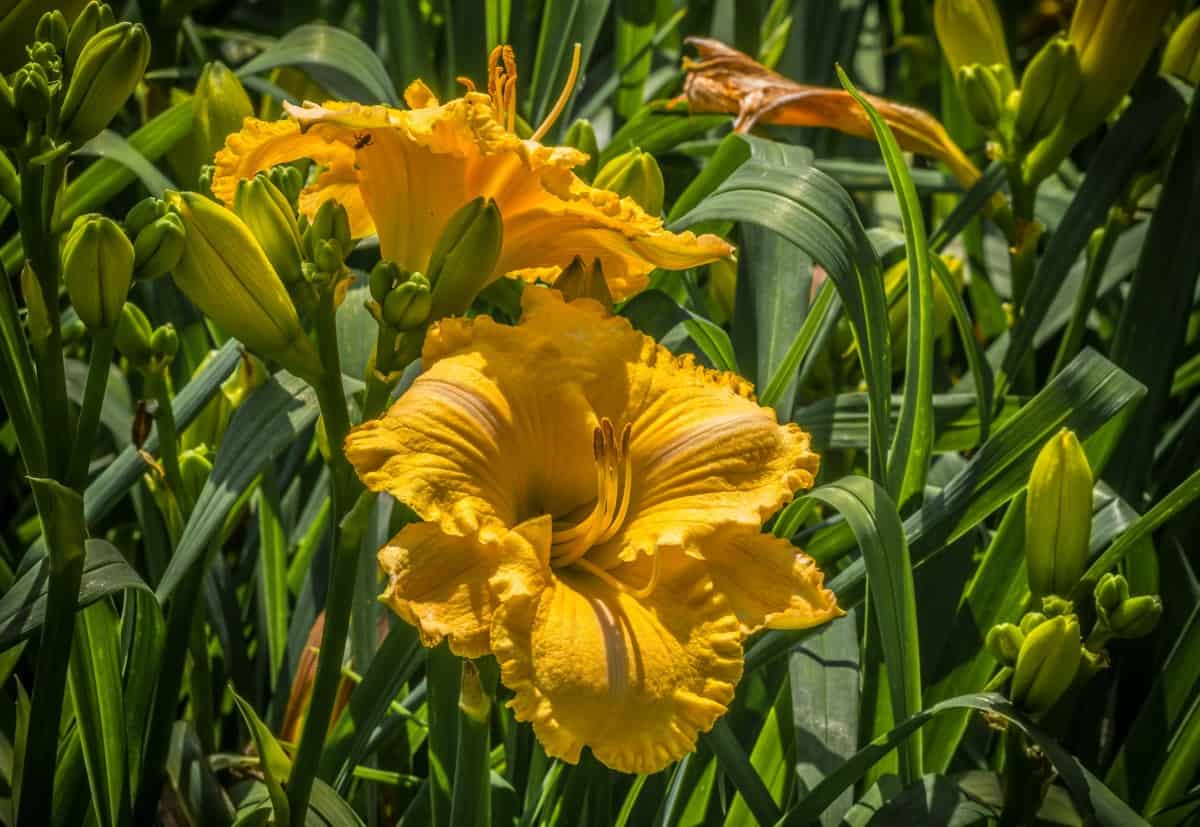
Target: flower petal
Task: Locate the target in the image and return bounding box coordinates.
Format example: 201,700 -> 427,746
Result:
698,527 -> 842,635
490,553 -> 744,774
378,517 -> 551,657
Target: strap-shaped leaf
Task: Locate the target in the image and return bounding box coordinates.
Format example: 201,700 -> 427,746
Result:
237,24 -> 399,105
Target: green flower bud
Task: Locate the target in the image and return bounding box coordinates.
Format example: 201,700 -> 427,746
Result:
1025,428 -> 1093,600
1094,572 -> 1129,618
171,61 -> 253,187
114,301 -> 153,368
986,623 -> 1024,667
20,263 -> 50,349
563,118 -> 599,181
1108,595 -> 1162,639
1011,614 -> 1082,719
0,76 -> 24,146
427,196 -> 503,319
593,148 -> 665,215
1163,9 -> 1200,86
1040,595 -> 1074,618
933,0 -> 1012,82
132,212 -> 185,280
62,213 -> 134,332
1019,611 -> 1048,637
234,173 -> 303,284
66,2 -> 116,73
382,273 -> 432,331
166,190 -> 321,381
369,259 -> 403,304
13,64 -> 51,122
312,237 -> 343,274
267,165 -> 304,210
125,195 -> 165,235
35,10 -> 68,52
178,447 -> 212,505
302,199 -> 353,266
957,64 -> 1004,130
59,22 -> 150,145
150,323 -> 178,361
1014,36 -> 1081,148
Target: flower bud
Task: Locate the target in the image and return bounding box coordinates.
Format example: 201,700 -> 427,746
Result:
555,256 -> 613,306
459,659 -> 491,724
933,0 -> 1013,83
1094,572 -> 1129,618
132,212 -> 186,280
302,199 -> 353,269
268,165 -> 304,209
166,190 -> 322,381
62,214 -> 134,332
66,2 -> 116,73
13,64 -> 51,122
171,61 -> 253,187
234,173 -> 303,285
1108,595 -> 1162,639
150,323 -> 178,364
986,623 -> 1024,667
593,148 -> 665,215
1163,9 -> 1200,86
114,301 -> 153,368
35,10 -> 68,52
1011,614 -> 1082,719
0,76 -> 24,146
957,64 -> 1005,130
125,195 -> 165,235
20,262 -> 50,349
368,259 -> 403,304
59,22 -> 150,145
563,118 -> 599,181
427,196 -> 503,319
1014,36 -> 1081,148
1025,428 -> 1092,600
382,273 -> 432,331
1019,611 -> 1048,637
178,447 -> 212,506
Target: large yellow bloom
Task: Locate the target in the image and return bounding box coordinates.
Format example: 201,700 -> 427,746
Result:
345,288 -> 840,773
210,48 -> 732,301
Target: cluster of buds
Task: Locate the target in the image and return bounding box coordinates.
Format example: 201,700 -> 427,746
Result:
933,0 -> 1016,134
301,199 -> 355,285
125,197 -> 187,281
114,302 -> 178,376
0,3 -> 148,151
1089,573 -> 1163,648
367,261 -> 432,333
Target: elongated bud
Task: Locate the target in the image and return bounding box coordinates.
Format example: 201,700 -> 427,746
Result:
1163,9 -> 1200,86
1014,36 -> 1081,148
1108,595 -> 1162,639
1019,611 -> 1048,637
1011,614 -> 1082,719
957,64 -> 1004,130
66,2 -> 116,73
268,165 -> 305,210
1094,572 -> 1129,618
427,197 -> 503,319
166,190 -> 322,381
563,118 -> 599,181
35,10 -> 68,52
114,301 -> 153,369
178,447 -> 212,505
125,196 -> 166,235
0,77 -> 23,146
594,148 -> 665,215
59,22 -> 150,144
63,214 -> 134,332
20,263 -> 51,349
132,212 -> 186,280
986,623 -> 1024,667
234,173 -> 303,284
1025,428 -> 1092,599
933,0 -> 1012,83
302,198 -> 353,270
172,61 -> 253,187
14,64 -> 51,122
382,272 -> 432,331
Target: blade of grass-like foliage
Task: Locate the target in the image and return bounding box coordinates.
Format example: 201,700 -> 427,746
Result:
309,778 -> 367,825
1104,90 -> 1200,503
806,477 -> 921,783
427,642 -> 460,827
670,753 -> 717,826
69,596 -> 129,827
789,614 -> 859,827
927,160 -> 1006,252
758,282 -> 834,412
443,0 -> 489,95
613,774 -> 648,827
232,689 -> 292,823
682,316 -> 738,373
997,79 -> 1186,393
601,105 -> 730,166
527,0 -> 609,131
775,693 -> 1147,827
704,716 -> 782,827
74,130 -> 176,196
931,255 -> 993,443
576,8 -> 687,122
257,469 -> 289,687
614,0 -> 656,119
120,588 -> 163,805
725,680 -> 795,826
237,23 -> 399,104
672,133 -> 891,484
838,67 -> 934,505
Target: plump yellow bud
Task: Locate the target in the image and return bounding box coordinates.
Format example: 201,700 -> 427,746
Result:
114,301 -> 153,368
1014,36 -> 1081,148
59,22 -> 150,144
20,263 -> 51,349
171,61 -> 253,187
234,173 -> 303,285
427,197 -> 503,319
382,273 -> 432,331
1163,9 -> 1200,86
66,2 -> 116,73
933,0 -> 1013,83
1011,614 -> 1082,719
1108,595 -> 1163,639
957,63 -> 1005,130
165,190 -> 321,381
986,623 -> 1024,666
563,118 -> 599,181
593,148 -> 665,215
1025,428 -> 1092,599
62,214 -> 134,332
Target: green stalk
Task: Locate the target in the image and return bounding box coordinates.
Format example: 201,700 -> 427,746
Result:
998,728 -> 1049,826
427,643 -> 462,827
0,256 -> 45,474
1049,209 -> 1127,378
449,659 -> 496,827
286,284 -> 360,825
146,369 -> 193,517
361,328 -> 422,421
66,331 -> 116,489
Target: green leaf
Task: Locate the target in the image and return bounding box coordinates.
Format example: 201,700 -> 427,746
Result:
837,67 -> 934,506
806,477 -> 922,782
614,0 -> 657,119
725,679 -> 794,826
759,283 -> 835,413
73,130 -> 177,196
682,316 -> 738,373
704,717 -> 782,827
232,690 -> 293,824
527,0 -> 610,132
308,779 -> 367,826
928,160 -> 1006,252
256,469 -> 289,687
602,105 -> 730,166
237,24 -> 400,105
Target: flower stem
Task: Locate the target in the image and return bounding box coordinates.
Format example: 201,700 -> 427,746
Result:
362,328 -> 422,421
66,331 -> 115,489
147,368 -> 193,517
287,284 -> 361,825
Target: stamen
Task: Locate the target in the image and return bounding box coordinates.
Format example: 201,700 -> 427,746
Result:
595,423 -> 632,545
457,76 -> 477,92
551,417 -> 632,567
573,554 -> 661,600
628,551 -> 661,599
531,42 -> 582,141
487,44 -> 519,132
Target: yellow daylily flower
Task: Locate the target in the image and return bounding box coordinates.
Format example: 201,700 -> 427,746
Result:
211,47 -> 733,302
345,287 -> 841,773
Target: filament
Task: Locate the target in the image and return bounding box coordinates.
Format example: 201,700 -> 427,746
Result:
531,43 -> 581,141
